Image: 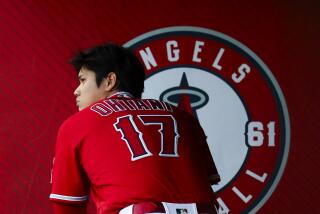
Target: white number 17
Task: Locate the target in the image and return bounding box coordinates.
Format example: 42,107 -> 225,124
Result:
114,114 -> 180,161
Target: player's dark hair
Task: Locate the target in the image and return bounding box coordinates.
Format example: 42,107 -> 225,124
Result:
70,43 -> 145,98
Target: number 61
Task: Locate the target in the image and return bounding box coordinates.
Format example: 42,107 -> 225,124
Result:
246,121 -> 275,147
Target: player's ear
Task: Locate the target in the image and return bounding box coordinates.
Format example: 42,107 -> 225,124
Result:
103,72 -> 117,92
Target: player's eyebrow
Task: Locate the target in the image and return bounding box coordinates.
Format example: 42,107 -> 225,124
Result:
78,74 -> 85,81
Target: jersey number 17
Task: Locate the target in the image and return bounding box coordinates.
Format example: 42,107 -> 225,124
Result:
113,114 -> 180,161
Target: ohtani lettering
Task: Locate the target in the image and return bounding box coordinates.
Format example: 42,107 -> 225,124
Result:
90,99 -> 173,116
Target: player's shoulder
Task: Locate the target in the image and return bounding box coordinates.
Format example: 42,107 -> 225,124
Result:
55,102 -> 116,149
58,105 -> 102,134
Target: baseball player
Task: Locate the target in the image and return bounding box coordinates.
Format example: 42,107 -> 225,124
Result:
50,43 -> 220,214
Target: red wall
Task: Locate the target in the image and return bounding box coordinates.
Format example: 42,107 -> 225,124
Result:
0,0 -> 318,213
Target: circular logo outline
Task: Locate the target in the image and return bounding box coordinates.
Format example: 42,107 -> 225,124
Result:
124,26 -> 290,213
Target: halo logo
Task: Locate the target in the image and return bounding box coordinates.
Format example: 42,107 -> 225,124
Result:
124,26 -> 290,213
160,72 -> 209,119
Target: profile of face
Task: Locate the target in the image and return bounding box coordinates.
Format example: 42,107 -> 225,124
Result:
74,68 -> 114,111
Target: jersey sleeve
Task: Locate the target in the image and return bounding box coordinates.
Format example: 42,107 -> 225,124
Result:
197,122 -> 221,185
50,121 -> 90,204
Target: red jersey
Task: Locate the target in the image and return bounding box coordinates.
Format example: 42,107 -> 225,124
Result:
50,92 -> 220,214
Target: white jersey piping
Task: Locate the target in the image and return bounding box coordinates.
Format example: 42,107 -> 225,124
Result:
49,193 -> 89,202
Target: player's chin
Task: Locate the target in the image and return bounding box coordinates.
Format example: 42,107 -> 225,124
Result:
78,103 -> 89,111
77,104 -> 83,111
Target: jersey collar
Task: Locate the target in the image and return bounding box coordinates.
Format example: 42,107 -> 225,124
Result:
108,91 -> 134,99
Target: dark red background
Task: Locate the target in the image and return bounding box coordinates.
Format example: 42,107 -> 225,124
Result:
0,0 -> 318,213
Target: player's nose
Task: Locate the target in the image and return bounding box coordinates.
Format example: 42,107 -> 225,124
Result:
74,86 -> 80,97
